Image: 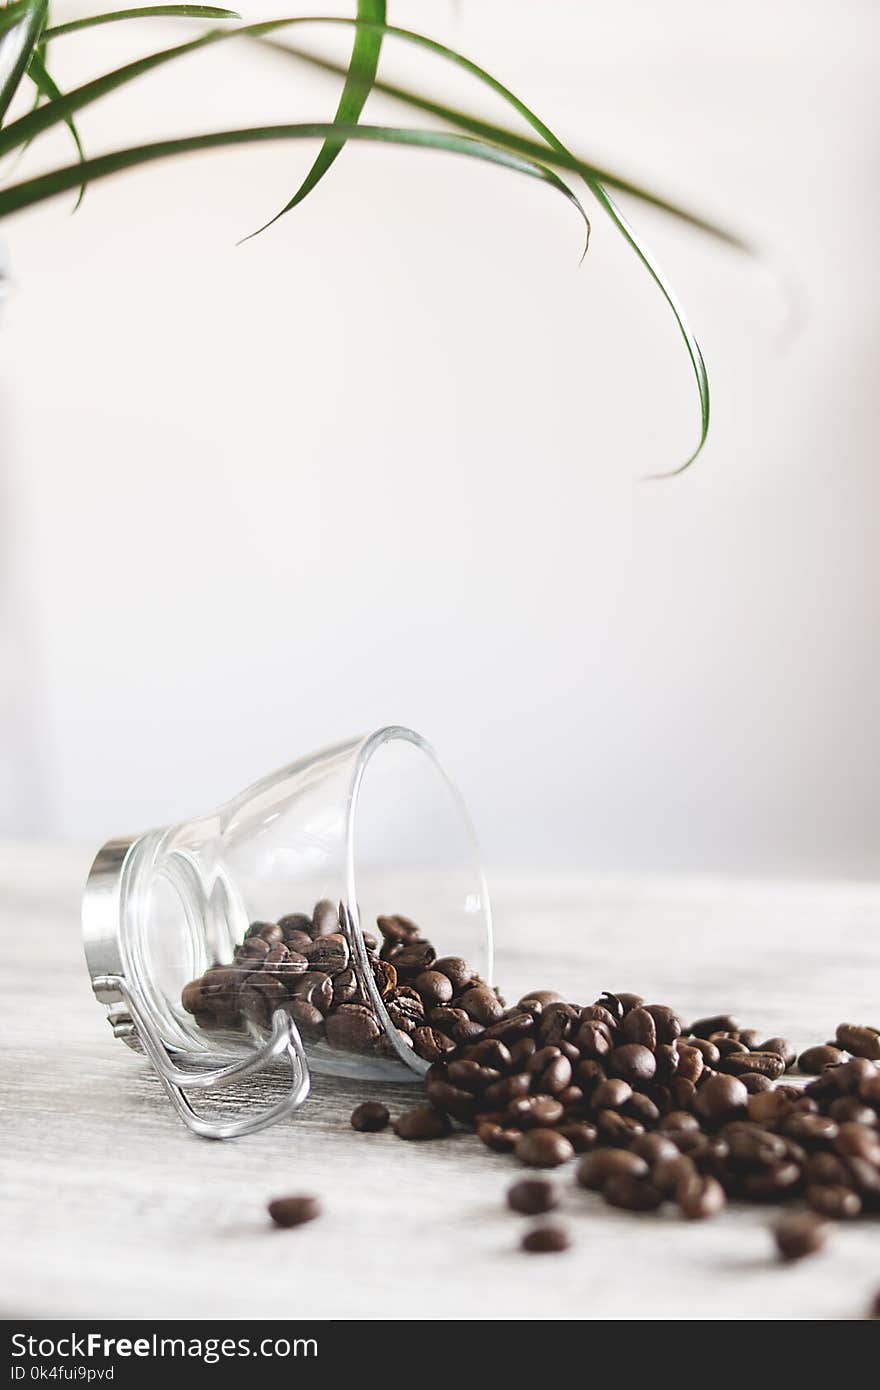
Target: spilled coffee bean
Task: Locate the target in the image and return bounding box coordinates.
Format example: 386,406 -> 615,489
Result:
267,1195 -> 321,1229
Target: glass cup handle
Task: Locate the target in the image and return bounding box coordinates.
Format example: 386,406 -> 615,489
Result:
92,975 -> 311,1139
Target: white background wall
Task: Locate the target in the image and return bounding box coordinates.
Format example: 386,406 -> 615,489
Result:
1,0 -> 878,875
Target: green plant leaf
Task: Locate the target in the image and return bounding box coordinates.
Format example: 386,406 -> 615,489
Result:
246,0 -> 385,240
0,0 -> 47,124
26,48 -> 87,208
0,122 -> 590,236
0,2 -> 37,38
259,38 -> 749,256
43,6 -> 239,38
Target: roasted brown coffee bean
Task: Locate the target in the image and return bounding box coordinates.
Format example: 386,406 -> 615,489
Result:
370,958 -> 398,997
574,1058 -> 607,1093
831,1056 -> 876,1092
426,1080 -> 477,1122
326,1003 -> 381,1050
596,1110 -> 644,1146
477,1122 -> 522,1153
759,1037 -> 796,1069
376,913 -> 422,944
804,1152 -> 850,1186
741,1072 -> 774,1094
507,1178 -> 559,1215
576,1019 -> 614,1060
393,941 -> 438,977
483,1073 -> 531,1109
591,1078 -> 632,1111
836,1023 -> 880,1060
685,1036 -> 721,1067
447,1058 -> 499,1093
675,1044 -> 704,1085
597,992 -> 626,1023
690,1014 -> 738,1039
458,985 -> 503,1026
833,1123 -> 880,1163
278,912 -> 313,941
576,1149 -> 648,1189
676,1173 -> 726,1220
526,1046 -> 572,1096
652,1153 -> 697,1196
240,935 -> 271,961
412,1026 -> 456,1063
713,1037 -> 749,1058
806,1184 -> 861,1219
539,1003 -> 580,1046
483,1012 -> 535,1044
669,1076 -> 697,1110
720,1051 -> 786,1081
557,1122 -> 598,1153
616,992 -> 645,1013
625,1093 -> 661,1126
521,1224 -> 570,1253
393,1106 -> 452,1140
350,1101 -> 390,1132
844,1156 -> 880,1202
267,1194 -> 321,1228
657,1109 -> 701,1134
240,974 -> 288,1027
603,1175 -> 663,1211
509,1037 -> 539,1068
431,956 -> 472,991
778,1112 -> 839,1146
695,1074 -> 748,1121
288,999 -> 324,1034
412,970 -> 453,1006
737,1029 -> 763,1049
742,1162 -> 802,1200
558,1085 -> 584,1110
654,1044 -> 680,1082
514,1128 -> 574,1168
181,979 -> 205,1015
245,920 -> 283,944
644,1005 -> 682,1044
838,1099 -> 878,1133
630,1133 -> 679,1166
798,1044 -> 844,1074
311,900 -> 340,937
507,1095 -> 564,1130
747,1089 -> 793,1124
620,1007 -> 657,1050
303,932 -> 349,976
608,1044 -> 656,1084
332,968 -> 361,1007
725,1125 -> 788,1170
774,1212 -> 829,1261
290,970 -> 333,1015
858,1072 -> 880,1105
580,1004 -> 619,1031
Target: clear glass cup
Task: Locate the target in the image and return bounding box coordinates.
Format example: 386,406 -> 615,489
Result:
82,726 -> 493,1138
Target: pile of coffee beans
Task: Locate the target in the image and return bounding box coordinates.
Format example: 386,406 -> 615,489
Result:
180,905 -> 502,1062
188,907 -> 879,1305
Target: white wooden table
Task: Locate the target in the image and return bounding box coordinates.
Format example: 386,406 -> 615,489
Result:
2,843 -> 878,1321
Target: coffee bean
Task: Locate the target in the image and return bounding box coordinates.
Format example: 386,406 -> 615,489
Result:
412,1026 -> 457,1063
447,1059 -> 500,1093
376,913 -> 422,944
713,1037 -> 749,1057
239,935 -> 271,962
603,1175 -> 663,1211
535,1002 -> 578,1047
630,1133 -> 679,1166
393,1106 -> 452,1140
477,1123 -> 522,1153
676,1173 -> 726,1219
804,1152 -> 850,1186
597,992 -> 626,1023
557,1122 -> 598,1153
507,1178 -> 559,1215
268,1194 -> 321,1228
521,1224 -> 571,1253
427,1079 -> 477,1122
371,958 -> 398,998
596,1109 -> 644,1146
580,1004 -> 619,1031
576,1149 -> 648,1189
181,979 -> 206,1015
404,970 -> 450,1008
737,1029 -> 763,1049
303,932 -> 349,976
694,1074 -> 748,1121
778,1112 -> 839,1147
773,1212 -> 829,1261
332,968 -> 361,1007
326,1003 -> 381,1050
686,1037 -> 721,1067
833,1122 -> 880,1163
620,1007 -> 657,1050
458,985 -> 504,1026
514,1128 -> 575,1168
616,992 -> 644,1013
625,1093 -> 661,1126
524,1046 -> 573,1098
506,1095 -> 564,1130
483,1012 -> 535,1045
806,1184 -> 861,1219
288,999 -> 324,1035
740,1072 -> 774,1094
393,942 -> 438,977
575,1019 -> 614,1060
350,1101 -> 390,1132
278,912 -> 313,943
759,1037 -> 796,1069
742,1162 -> 802,1200
509,1037 -> 539,1067
240,974 -> 288,1027
652,1153 -> 697,1196
830,1098 -> 876,1126
608,1044 -> 656,1084
675,1043 -> 704,1085
836,1023 -> 880,1061
795,1045 -> 845,1073
657,1109 -> 701,1135
690,1014 -> 738,1039
720,1051 -> 786,1081
311,900 -> 340,937
644,1005 -> 682,1044
483,1073 -> 530,1109
591,1078 -> 632,1111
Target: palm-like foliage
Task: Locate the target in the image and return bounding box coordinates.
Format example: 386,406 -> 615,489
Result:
0,1 -> 743,470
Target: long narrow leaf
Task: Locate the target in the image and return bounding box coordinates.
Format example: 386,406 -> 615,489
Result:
43,6 -> 238,38
0,2 -> 35,38
0,0 -> 47,123
259,38 -> 749,255
0,123 -> 590,234
247,0 -> 385,239
27,49 -> 87,208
